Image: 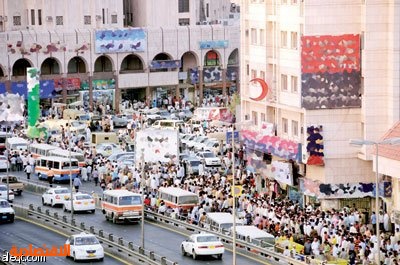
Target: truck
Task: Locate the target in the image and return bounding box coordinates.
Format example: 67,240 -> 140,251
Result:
135,128 -> 179,164
0,175 -> 24,195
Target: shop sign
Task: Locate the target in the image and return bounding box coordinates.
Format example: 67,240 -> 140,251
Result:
199,40 -> 228,49
149,60 -> 181,69
80,79 -> 116,91
54,78 -> 80,92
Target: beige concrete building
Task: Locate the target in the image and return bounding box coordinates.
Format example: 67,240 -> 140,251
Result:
240,0 -> 400,218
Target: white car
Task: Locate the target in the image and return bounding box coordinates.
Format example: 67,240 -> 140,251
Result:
181,233 -> 224,260
0,199 -> 14,223
0,156 -> 9,171
96,143 -> 123,157
42,186 -> 70,207
187,136 -> 208,149
63,192 -> 95,213
195,151 -> 221,167
0,185 -> 14,202
66,232 -> 104,261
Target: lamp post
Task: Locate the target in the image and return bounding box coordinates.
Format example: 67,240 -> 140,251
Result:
231,125 -> 236,265
349,137 -> 400,265
141,159 -> 145,250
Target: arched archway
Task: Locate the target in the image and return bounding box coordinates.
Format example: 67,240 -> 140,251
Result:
0,65 -> 5,77
120,54 -> 144,73
153,53 -> 172,61
180,51 -> 198,71
204,50 -> 220,66
227,48 -> 239,66
94,55 -> 113,72
150,53 -> 174,72
67,56 -> 86,74
12,59 -> 32,76
41,58 -> 61,75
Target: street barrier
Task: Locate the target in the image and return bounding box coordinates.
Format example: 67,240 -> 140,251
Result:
12,204 -> 178,265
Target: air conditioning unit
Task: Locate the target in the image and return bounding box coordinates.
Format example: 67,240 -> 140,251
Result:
46,16 -> 53,22
96,15 -> 102,21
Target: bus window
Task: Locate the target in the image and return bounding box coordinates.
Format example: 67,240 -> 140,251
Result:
40,159 -> 47,167
178,196 -> 198,205
53,161 -> 60,169
47,161 -> 53,168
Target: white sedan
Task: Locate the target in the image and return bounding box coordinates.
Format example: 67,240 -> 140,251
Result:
181,233 -> 224,260
63,192 -> 95,213
0,185 -> 14,202
42,186 -> 70,207
0,156 -> 9,171
66,232 -> 104,261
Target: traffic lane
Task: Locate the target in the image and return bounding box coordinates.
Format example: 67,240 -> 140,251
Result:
15,192 -> 265,265
0,219 -> 126,265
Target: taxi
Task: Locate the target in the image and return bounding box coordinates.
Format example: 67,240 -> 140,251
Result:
42,186 -> 70,207
65,232 -> 104,261
181,233 -> 224,260
63,192 -> 95,213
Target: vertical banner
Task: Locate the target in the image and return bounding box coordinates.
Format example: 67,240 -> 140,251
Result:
26,68 -> 45,139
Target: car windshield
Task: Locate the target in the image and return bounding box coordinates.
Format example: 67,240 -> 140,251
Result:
75,236 -> 99,246
189,161 -> 200,166
119,195 -> 142,206
54,189 -> 69,194
0,200 -> 10,208
178,195 -> 198,205
0,186 -> 7,191
197,236 -> 219,243
202,152 -> 214,158
75,195 -> 92,200
195,137 -> 206,143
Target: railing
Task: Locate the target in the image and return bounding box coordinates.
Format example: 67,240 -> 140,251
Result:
13,204 -> 178,265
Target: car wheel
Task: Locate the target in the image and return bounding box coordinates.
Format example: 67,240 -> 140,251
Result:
42,198 -> 46,206
181,246 -> 186,256
9,215 -> 14,223
217,254 -> 223,260
192,249 -> 197,260
38,173 -> 41,180
99,257 -> 104,262
50,199 -> 54,207
17,191 -> 22,196
91,209 -> 95,214
63,205 -> 67,212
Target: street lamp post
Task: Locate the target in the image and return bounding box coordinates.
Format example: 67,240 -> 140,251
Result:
68,115 -> 74,223
141,160 -> 145,250
231,125 -> 236,265
349,137 -> 400,265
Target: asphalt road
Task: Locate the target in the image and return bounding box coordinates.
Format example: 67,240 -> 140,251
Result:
8,171 -> 266,265
0,219 -> 127,265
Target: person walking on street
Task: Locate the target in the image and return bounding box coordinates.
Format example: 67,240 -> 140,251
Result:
47,167 -> 54,187
73,177 -> 82,192
24,163 -> 32,180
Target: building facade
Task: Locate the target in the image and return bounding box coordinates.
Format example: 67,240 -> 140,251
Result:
0,0 -> 240,111
240,0 -> 400,217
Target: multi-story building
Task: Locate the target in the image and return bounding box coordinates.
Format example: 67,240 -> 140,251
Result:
241,0 -> 400,218
0,0 -> 240,112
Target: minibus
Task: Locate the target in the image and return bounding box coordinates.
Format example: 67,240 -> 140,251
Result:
101,190 -> 143,224
205,212 -> 244,234
158,187 -> 199,212
34,156 -> 80,183
28,143 -> 59,159
6,137 -> 29,153
233,226 -> 276,249
48,148 -> 86,167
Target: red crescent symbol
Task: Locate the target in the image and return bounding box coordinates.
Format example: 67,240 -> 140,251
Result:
249,78 -> 269,101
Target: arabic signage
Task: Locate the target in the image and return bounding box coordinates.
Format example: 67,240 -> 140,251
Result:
199,40 -> 228,49
149,60 -> 181,69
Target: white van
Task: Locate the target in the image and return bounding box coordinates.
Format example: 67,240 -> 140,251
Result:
6,137 -> 29,153
205,212 -> 244,234
152,120 -> 184,130
233,225 -> 275,249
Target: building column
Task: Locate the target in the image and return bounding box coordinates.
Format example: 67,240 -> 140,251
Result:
5,79 -> 11,93
114,73 -> 120,113
88,75 -> 93,112
62,76 -> 67,103
199,69 -> 203,106
176,85 -> 180,99
145,86 -> 151,107
222,68 -> 227,98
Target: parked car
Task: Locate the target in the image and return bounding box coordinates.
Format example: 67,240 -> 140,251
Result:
107,151 -> 135,162
42,186 -> 70,207
195,151 -> 221,167
0,175 -> 24,195
178,109 -> 193,121
95,143 -> 123,157
187,136 -> 208,150
193,137 -> 215,152
183,157 -> 201,176
112,115 -> 129,128
157,110 -> 172,120
65,232 -> 104,261
0,185 -> 14,202
63,192 -> 95,213
181,233 -> 224,260
0,199 -> 14,223
0,156 -> 9,171
202,139 -> 221,155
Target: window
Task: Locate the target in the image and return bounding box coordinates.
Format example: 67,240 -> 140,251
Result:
179,18 -> 190,25
84,15 -> 91,25
261,113 -> 266,122
260,29 -> 265,45
281,31 -> 287,47
292,120 -> 299,136
291,31 -> 298,49
13,16 -> 21,26
179,0 -> 190,13
111,14 -> 117,24
31,9 -> 35,25
251,28 -> 257,44
291,76 -> 298,93
260,71 -> 265,80
206,3 -> 209,17
38,9 -> 42,25
282,118 -> 288,134
246,64 -> 249,75
252,111 -> 258,126
281,74 -> 288,91
56,16 -> 63,25
251,69 -> 257,79
102,9 -> 105,24
282,0 -> 288,4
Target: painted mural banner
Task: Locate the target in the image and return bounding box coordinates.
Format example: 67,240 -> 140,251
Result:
95,28 -> 146,53
241,130 -> 301,161
149,60 -> 181,69
199,40 -> 228,49
54,78 -> 81,92
189,68 -> 199,84
301,34 -> 361,109
226,66 -> 238,81
80,90 -> 114,109
271,161 -> 293,186
11,81 -> 55,99
306,125 -> 324,166
204,66 -> 222,83
26,68 -> 47,139
80,79 -> 116,91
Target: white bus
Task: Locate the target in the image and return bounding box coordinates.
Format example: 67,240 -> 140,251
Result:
101,190 -> 143,223
48,148 -> 86,167
28,143 -> 59,159
205,212 -> 244,234
34,156 -> 80,183
233,226 -> 276,249
6,137 -> 29,153
158,187 -> 199,212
